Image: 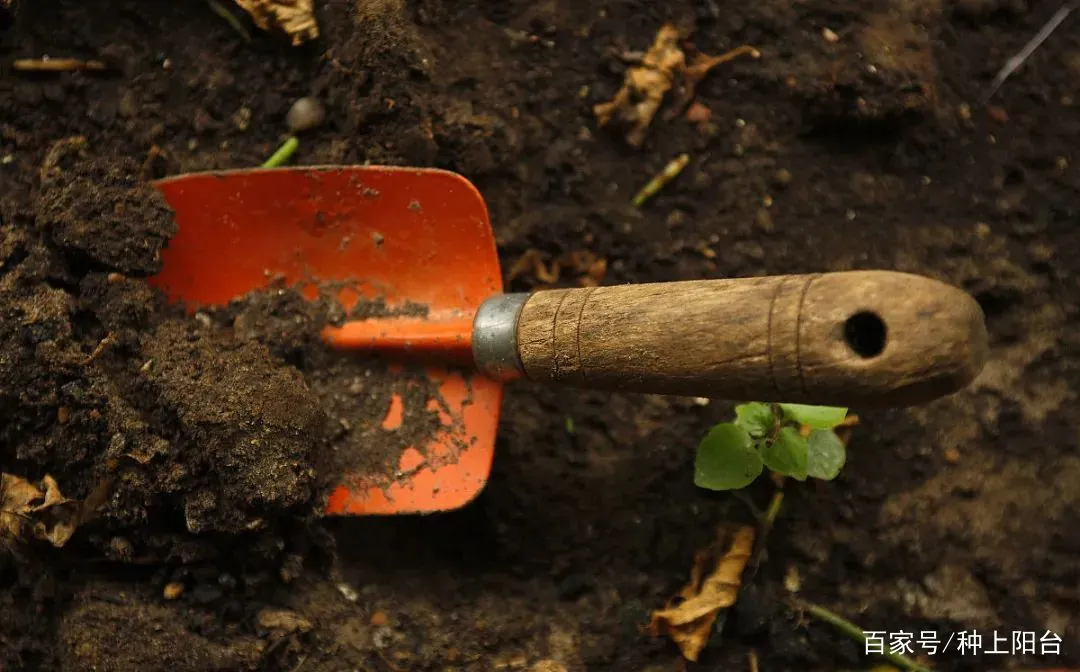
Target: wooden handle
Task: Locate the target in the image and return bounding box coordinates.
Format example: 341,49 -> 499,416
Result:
514,271 -> 988,408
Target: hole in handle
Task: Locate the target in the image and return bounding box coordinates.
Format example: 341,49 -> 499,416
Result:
844,311 -> 887,358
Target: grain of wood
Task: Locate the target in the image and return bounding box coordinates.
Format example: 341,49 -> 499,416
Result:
515,271 -> 988,408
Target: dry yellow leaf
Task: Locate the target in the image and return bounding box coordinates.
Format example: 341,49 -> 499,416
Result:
594,24 -> 685,148
646,524 -> 755,661
1,473 -> 81,548
233,0 -> 318,45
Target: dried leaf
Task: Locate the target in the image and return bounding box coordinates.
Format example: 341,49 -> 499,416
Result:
594,24 -> 685,147
1,473 -> 82,548
646,525 -> 755,661
256,608 -> 313,636
665,45 -> 760,120
233,0 -> 318,46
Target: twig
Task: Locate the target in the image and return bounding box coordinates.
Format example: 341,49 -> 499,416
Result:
982,1 -> 1076,103
262,136 -> 299,168
81,333 -> 116,366
789,598 -> 933,672
631,153 -> 690,207
12,58 -> 108,72
667,45 -> 761,119
207,0 -> 252,42
748,648 -> 760,672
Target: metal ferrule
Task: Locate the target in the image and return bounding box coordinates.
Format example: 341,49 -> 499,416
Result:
472,293 -> 529,381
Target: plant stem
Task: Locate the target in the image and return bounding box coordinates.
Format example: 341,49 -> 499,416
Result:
631,153 -> 690,207
792,599 -> 932,672
747,488 -> 783,576
762,488 -> 784,531
262,136 -> 299,168
207,0 -> 251,42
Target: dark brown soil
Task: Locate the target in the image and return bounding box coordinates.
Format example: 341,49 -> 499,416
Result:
2,1 -> 1079,671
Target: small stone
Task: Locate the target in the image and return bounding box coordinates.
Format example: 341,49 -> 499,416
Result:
337,582 -> 358,602
163,582 -> 184,600
783,564 -> 801,593
106,272 -> 125,284
773,168 -> 792,187
286,97 -> 326,133
109,537 -> 134,560
822,27 -> 839,43
686,101 -> 712,124
1028,242 -> 1054,263
944,447 -> 961,464
57,407 -> 70,424
755,208 -> 775,233
232,106 -> 252,131
370,611 -> 389,626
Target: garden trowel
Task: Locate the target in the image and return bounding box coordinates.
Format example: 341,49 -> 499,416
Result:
148,166 -> 989,517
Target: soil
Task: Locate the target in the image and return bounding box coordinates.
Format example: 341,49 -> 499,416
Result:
2,1 -> 1079,671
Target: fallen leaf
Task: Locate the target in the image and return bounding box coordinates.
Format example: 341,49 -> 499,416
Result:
646,524 -> 755,661
1,473 -> 81,548
507,249 -> 607,288
594,24 -> 685,147
233,0 -> 318,45
256,608 -> 313,636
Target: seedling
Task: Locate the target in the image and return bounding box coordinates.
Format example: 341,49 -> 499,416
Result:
694,402 -> 849,491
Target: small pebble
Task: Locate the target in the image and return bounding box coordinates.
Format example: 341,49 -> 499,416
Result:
822,27 -> 839,43
163,582 -> 184,600
755,208 -> 775,233
109,537 -> 134,560
987,106 -> 1008,124
944,447 -> 961,464
286,96 -> 326,133
784,564 -> 802,592
57,407 -> 70,424
337,582 -> 359,602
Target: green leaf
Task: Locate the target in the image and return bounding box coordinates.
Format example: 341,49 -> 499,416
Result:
778,403 -> 848,429
734,402 -> 775,439
694,423 -> 763,491
762,427 -> 809,480
806,429 -> 847,480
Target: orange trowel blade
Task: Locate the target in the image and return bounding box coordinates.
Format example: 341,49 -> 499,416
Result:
148,166 -> 504,516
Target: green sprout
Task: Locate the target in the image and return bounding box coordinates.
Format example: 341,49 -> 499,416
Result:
694,402 -> 849,491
